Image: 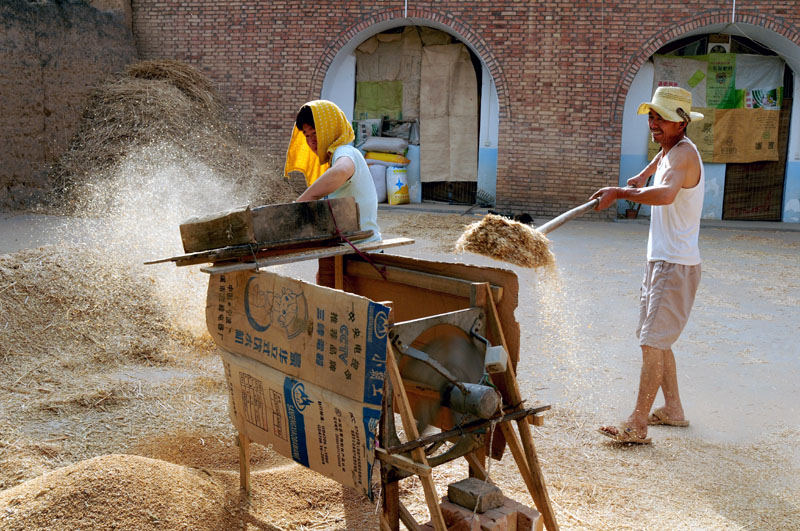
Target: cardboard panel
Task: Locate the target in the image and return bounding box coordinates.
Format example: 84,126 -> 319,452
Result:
219,347 -> 381,499
206,269 -> 390,405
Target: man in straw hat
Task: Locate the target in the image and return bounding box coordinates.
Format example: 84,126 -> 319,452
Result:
591,86 -> 705,444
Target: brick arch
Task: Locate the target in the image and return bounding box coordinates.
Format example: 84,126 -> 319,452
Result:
308,7 -> 511,120
609,10 -> 800,124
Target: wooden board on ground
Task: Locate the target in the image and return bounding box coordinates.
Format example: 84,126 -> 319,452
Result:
179,197 -> 361,253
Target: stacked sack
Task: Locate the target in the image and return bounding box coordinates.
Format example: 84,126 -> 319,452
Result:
359,136 -> 411,205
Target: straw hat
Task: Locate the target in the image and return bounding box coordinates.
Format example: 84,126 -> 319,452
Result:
637,87 -> 704,122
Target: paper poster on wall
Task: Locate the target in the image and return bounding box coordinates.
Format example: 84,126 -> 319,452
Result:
650,54 -> 784,163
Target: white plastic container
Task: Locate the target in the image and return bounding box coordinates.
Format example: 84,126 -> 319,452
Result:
368,164 -> 387,203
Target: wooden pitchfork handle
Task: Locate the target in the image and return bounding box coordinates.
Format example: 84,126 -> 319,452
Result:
536,198 -> 600,235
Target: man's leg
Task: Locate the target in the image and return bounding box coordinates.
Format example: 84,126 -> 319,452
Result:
625,345 -> 665,434
653,348 -> 686,422
600,345 -> 663,440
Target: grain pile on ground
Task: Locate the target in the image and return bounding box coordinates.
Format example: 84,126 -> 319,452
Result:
0,244 -> 206,366
456,213 -> 555,268
47,59 -> 296,214
0,452 -> 380,531
0,455 -> 231,530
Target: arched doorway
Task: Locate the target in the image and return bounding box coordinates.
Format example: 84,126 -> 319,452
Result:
619,22 -> 800,223
320,19 -> 500,207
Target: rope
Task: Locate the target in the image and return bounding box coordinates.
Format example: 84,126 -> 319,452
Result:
325,198 -> 387,280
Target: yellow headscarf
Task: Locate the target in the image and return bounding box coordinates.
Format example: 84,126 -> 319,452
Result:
284,100 -> 355,186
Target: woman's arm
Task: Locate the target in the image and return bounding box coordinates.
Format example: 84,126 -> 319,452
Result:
296,155 -> 356,202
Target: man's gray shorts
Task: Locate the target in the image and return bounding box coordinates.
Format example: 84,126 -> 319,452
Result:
637,261 -> 701,350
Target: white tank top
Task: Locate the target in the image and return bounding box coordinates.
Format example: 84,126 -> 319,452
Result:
647,137 -> 704,265
329,145 -> 382,242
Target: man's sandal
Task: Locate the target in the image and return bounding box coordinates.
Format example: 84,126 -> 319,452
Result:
648,409 -> 690,427
598,424 -> 652,445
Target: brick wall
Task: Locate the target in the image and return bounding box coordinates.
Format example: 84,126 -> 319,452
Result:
127,2 -> 800,216
0,0 -> 135,208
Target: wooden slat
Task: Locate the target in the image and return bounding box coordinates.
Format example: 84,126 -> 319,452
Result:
345,260 -> 503,303
481,283 -> 559,531
199,237 -> 414,274
179,197 -> 361,253
146,230 -> 374,266
386,343 -> 447,531
375,448 -> 432,477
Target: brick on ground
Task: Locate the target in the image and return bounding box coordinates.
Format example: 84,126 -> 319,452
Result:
421,494 -> 543,531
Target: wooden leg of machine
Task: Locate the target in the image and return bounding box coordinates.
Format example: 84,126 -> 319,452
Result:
334,255 -> 344,290
381,481 -> 399,531
481,284 -> 559,531
386,343 -> 447,531
465,451 -> 488,481
467,446 -> 487,480
238,431 -> 251,494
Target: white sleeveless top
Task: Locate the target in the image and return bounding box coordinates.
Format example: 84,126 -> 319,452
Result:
328,145 -> 382,242
647,137 -> 704,265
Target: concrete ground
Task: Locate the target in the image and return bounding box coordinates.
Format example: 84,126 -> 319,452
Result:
2,204 -> 798,447
382,203 -> 800,446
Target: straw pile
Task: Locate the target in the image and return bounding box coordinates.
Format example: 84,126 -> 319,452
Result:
0,242 -> 217,488
456,214 -> 555,268
0,244 -> 206,365
48,59 -> 296,213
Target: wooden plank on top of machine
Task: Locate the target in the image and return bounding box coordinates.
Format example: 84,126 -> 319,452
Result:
178,197 -> 361,254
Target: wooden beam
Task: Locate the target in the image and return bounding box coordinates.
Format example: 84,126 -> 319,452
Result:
345,260 -> 503,303
464,452 -> 488,482
399,501 -> 424,531
386,344 -> 447,531
375,448 -> 432,477
199,237 -> 413,274
481,283 -> 559,531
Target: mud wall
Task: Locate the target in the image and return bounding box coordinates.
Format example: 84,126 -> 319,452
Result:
0,0 -> 135,209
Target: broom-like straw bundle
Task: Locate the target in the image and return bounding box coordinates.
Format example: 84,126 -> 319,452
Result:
456,199 -> 599,268
456,214 -> 555,268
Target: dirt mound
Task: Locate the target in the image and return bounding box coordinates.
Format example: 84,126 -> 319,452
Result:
0,454 -> 231,530
47,59 -> 297,214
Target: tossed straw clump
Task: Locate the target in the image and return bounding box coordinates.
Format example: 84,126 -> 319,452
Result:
456,213 -> 555,269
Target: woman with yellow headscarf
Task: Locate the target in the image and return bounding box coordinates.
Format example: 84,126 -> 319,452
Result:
284,100 -> 381,243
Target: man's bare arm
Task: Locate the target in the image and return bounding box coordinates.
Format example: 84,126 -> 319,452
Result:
592,144 -> 699,210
